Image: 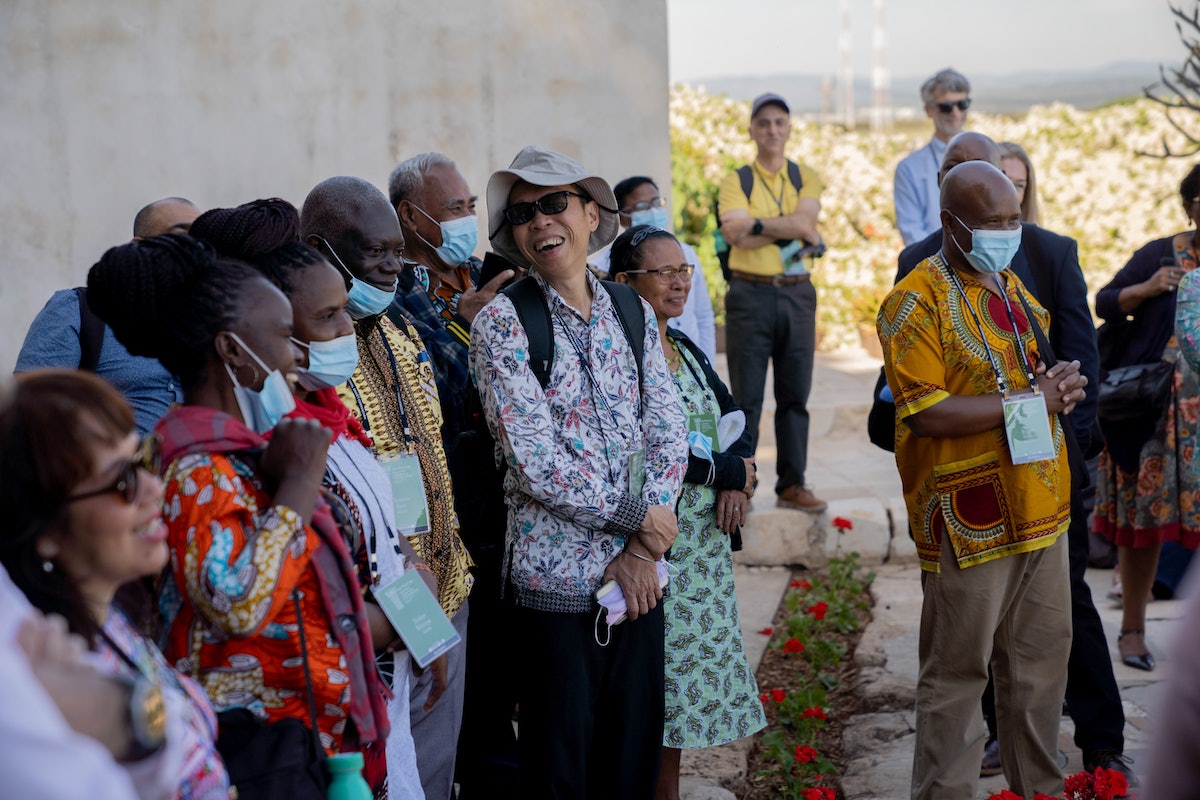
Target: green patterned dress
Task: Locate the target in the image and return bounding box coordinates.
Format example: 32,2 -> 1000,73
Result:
662,341 -> 767,749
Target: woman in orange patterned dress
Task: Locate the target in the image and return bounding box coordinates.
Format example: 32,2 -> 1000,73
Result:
85,235 -> 389,769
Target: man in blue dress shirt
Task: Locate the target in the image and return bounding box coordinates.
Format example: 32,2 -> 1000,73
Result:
894,69 -> 971,246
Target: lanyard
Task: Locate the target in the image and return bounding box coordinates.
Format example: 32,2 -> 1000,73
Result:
752,164 -> 786,216
553,307 -> 631,488
940,260 -> 1037,396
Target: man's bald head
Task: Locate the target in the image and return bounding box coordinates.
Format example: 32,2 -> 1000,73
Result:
940,161 -> 1021,273
300,176 -> 393,243
132,197 -> 199,240
937,132 -> 1001,186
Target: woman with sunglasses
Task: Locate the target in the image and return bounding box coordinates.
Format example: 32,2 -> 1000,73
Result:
0,368 -> 230,799
190,198 -> 427,800
85,235 -> 389,783
609,225 -> 766,800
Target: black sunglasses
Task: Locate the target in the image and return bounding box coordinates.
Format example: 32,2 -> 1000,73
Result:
67,436 -> 162,504
503,191 -> 588,226
934,98 -> 971,114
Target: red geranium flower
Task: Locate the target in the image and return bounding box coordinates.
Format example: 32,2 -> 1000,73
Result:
771,688 -> 786,703
800,579 -> 813,589
790,579 -> 803,588
801,706 -> 827,720
831,516 -> 854,531
808,601 -> 829,620
986,791 -> 1023,800
794,744 -> 817,763
759,692 -> 769,706
784,637 -> 805,654
758,626 -> 774,636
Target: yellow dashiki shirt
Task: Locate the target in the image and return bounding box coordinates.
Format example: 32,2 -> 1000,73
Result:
339,315 -> 474,616
877,253 -> 1070,572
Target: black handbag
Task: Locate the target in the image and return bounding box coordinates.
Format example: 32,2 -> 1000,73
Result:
1096,360 -> 1175,423
214,591 -> 329,799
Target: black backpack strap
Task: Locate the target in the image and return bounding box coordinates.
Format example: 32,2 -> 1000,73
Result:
501,277 -> 554,390
74,287 -> 105,372
599,280 -> 646,391
786,160 -> 803,193
737,165 -> 754,201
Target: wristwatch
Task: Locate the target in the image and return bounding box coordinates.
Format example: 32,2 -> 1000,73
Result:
120,676 -> 167,763
751,219 -> 764,236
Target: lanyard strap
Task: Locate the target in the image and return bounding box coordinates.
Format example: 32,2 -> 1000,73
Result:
940,259 -> 1036,395
752,164 -> 786,216
553,307 -> 626,487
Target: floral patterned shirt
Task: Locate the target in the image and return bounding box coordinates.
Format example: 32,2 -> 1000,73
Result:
469,272 -> 688,612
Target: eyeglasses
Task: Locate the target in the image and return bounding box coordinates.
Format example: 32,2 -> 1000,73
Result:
621,197 -> 665,214
66,436 -> 162,504
503,191 -> 587,226
934,98 -> 971,114
623,264 -> 695,285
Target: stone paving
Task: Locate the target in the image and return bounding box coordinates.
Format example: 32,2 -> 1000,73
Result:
680,348 -> 1183,799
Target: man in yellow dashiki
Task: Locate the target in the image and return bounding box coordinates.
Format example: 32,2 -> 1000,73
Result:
877,161 -> 1087,800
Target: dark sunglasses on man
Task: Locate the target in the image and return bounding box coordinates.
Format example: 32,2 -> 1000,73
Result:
503,190 -> 589,226
934,98 -> 971,114
67,436 -> 163,504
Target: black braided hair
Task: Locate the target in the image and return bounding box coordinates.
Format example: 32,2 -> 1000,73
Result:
85,233 -> 263,390
1181,163 -> 1200,206
190,198 -> 331,295
607,224 -> 679,278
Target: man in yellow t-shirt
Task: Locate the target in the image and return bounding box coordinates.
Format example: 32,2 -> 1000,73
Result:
717,92 -> 826,512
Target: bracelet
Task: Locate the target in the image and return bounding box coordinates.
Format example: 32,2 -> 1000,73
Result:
624,546 -> 656,564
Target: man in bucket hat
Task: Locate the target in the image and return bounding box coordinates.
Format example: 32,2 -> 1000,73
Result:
470,146 -> 688,798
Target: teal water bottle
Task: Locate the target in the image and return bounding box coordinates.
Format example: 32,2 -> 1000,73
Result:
326,752 -> 372,800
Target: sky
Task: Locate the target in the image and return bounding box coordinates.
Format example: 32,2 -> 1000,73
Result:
668,0 -> 1183,83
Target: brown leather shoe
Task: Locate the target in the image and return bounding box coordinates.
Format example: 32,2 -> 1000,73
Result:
776,486 -> 827,513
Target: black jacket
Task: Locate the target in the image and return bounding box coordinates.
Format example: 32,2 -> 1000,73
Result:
896,223 -> 1100,453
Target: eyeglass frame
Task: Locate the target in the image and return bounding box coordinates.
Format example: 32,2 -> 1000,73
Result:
933,98 -> 971,114
503,190 -> 589,226
620,196 -> 666,215
66,436 -> 163,504
622,264 -> 696,285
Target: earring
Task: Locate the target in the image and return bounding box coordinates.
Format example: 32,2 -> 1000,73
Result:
42,560 -> 53,573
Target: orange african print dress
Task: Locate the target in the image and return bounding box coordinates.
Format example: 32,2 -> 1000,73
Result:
159,449 -> 354,752
878,253 -> 1071,572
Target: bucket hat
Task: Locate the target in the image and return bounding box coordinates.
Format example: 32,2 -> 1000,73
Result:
487,146 -> 618,268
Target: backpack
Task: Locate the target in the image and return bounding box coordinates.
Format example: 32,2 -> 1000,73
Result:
713,161 -> 804,280
74,286 -> 106,371
448,277 -> 646,557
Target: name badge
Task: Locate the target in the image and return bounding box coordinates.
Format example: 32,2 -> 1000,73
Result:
380,453 -> 431,537
1002,392 -> 1055,465
687,412 -> 721,454
372,570 -> 461,669
628,449 -> 646,497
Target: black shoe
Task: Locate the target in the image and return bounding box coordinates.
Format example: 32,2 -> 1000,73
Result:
980,736 -> 1002,777
1084,751 -> 1138,790
1118,630 -> 1156,672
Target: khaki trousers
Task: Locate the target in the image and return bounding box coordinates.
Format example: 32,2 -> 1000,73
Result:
912,532 -> 1071,800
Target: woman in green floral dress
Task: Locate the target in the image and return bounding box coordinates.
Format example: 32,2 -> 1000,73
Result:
610,225 -> 767,800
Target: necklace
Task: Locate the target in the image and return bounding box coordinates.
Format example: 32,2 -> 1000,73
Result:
665,338 -> 683,373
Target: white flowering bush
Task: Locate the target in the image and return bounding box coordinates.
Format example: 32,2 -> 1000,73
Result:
671,85 -> 1188,348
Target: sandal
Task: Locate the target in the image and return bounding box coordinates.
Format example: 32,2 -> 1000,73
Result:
1118,629 -> 1155,672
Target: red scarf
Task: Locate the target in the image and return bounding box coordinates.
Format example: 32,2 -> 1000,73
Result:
289,388 -> 373,448
155,405 -> 390,746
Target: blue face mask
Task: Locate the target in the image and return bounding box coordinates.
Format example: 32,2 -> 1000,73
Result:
293,332 -> 359,391
414,207 -> 478,266
630,206 -> 671,232
949,213 -> 1021,275
222,332 -> 296,434
313,235 -> 396,319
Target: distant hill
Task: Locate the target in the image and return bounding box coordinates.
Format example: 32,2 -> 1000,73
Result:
682,61 -> 1164,116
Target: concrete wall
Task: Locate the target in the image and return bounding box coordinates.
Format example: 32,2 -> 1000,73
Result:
0,0 -> 670,371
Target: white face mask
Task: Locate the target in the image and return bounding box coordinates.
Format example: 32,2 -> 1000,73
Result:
222,332 -> 296,433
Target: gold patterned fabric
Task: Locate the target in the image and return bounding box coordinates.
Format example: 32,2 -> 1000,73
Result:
878,254 -> 1070,572
339,315 -> 474,615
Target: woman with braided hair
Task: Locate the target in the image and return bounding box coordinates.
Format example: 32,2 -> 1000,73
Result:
191,198 -> 428,800
86,234 -> 389,795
